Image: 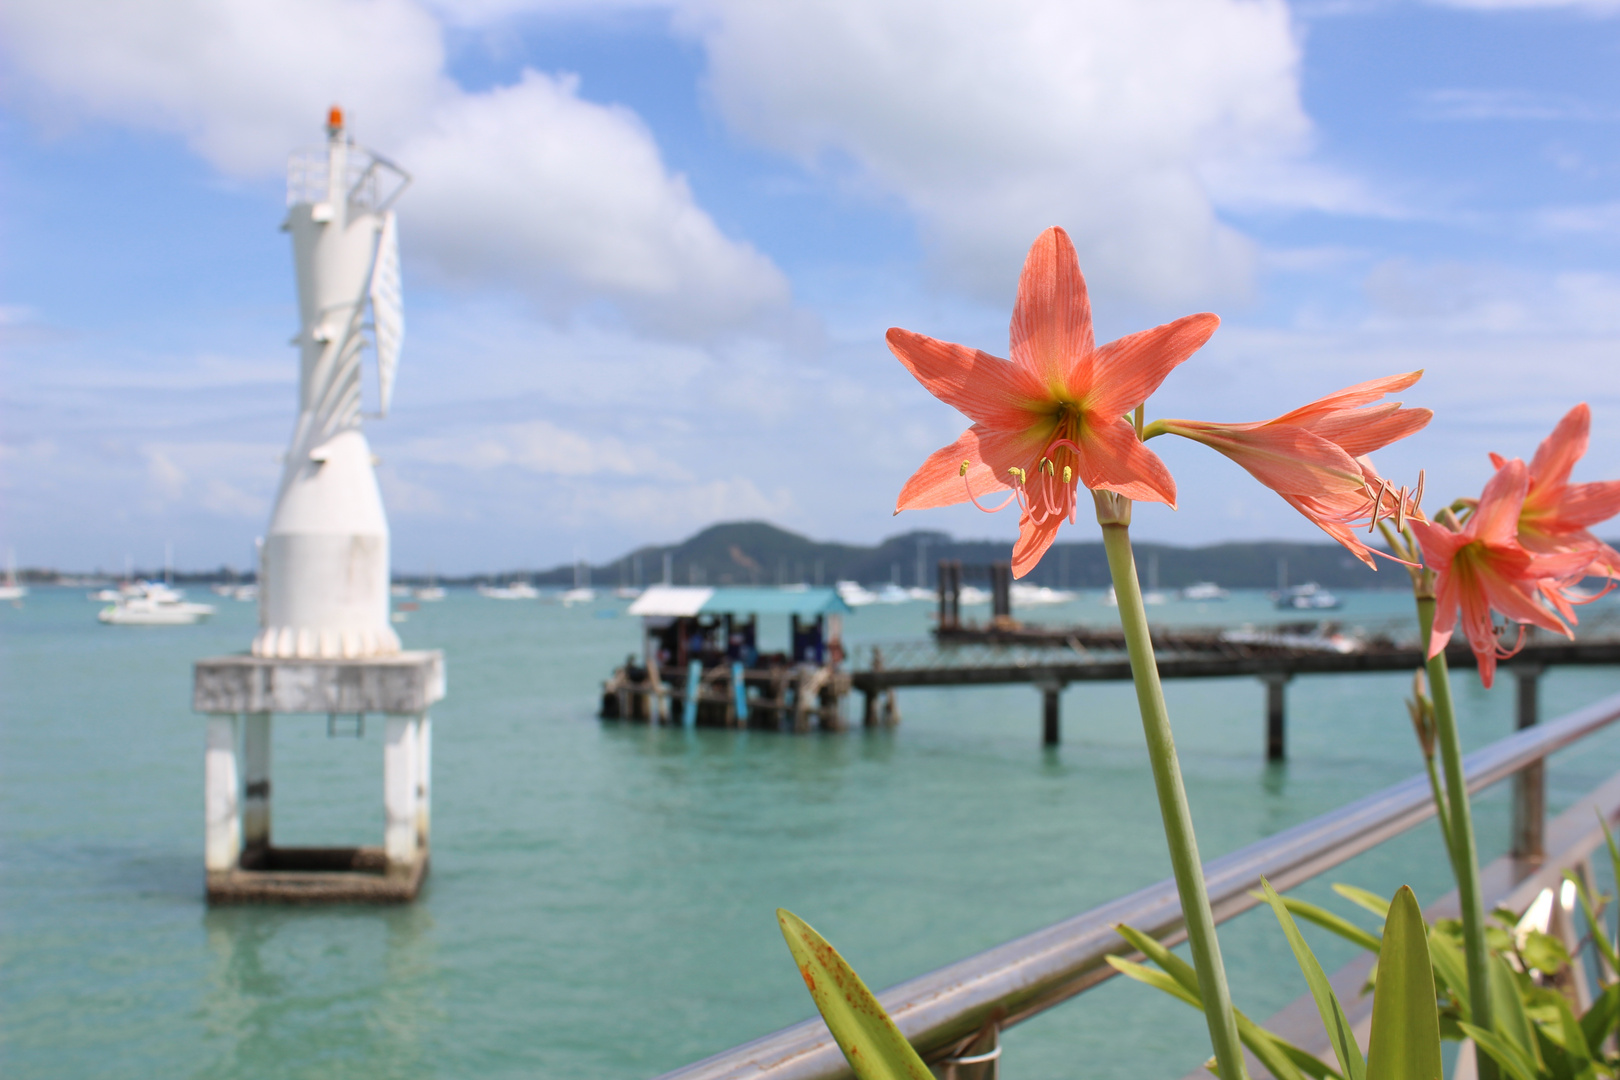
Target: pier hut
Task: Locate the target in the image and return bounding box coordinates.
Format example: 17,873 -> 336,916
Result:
600,586 -> 853,731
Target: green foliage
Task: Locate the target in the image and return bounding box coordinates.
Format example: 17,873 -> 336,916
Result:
1366,886 -> 1444,1080
776,909 -> 932,1080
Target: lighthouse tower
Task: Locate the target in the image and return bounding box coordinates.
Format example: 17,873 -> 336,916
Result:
254,108 -> 409,659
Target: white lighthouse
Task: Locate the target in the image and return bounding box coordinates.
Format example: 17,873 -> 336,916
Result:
254,107 -> 409,659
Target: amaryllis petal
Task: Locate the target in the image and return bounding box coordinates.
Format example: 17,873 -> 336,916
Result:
886,329 -> 1046,431
1303,404 -> 1434,459
889,226 -> 1218,578
1157,420 -> 1364,497
1081,313 -> 1220,419
1527,403 -> 1589,495
1555,480 -> 1620,530
1154,372 -> 1430,569
1268,371 -> 1424,426
1010,227 -> 1093,395
1472,458 -> 1531,544
895,425 -> 1047,512
1077,416 -> 1178,507
1413,456 -> 1577,688
1011,512 -> 1063,578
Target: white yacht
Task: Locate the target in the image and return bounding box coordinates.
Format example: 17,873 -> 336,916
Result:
1011,583 -> 1074,606
0,550 -> 26,601
478,581 -> 539,600
98,582 -> 216,625
1275,582 -> 1342,611
835,580 -> 878,606
561,587 -> 596,606
1182,582 -> 1230,601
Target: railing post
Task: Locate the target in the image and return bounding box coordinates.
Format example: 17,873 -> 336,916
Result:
1262,674 -> 1291,762
1513,664 -> 1545,861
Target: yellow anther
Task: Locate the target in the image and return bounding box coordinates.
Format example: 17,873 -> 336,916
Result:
1063,466 -> 1072,485
1041,458 -> 1056,475
960,459 -> 971,477
1008,467 -> 1026,484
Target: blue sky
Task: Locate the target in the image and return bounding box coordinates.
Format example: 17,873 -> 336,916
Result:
2,0 -> 1617,574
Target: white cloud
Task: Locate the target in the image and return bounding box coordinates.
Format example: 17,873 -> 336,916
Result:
1362,259 -> 1620,336
1427,0 -> 1620,11
138,441 -> 280,516
1535,202 -> 1620,237
679,0 -> 1325,305
400,72 -> 788,336
1415,88 -> 1615,122
398,419 -> 686,478
0,0 -> 788,338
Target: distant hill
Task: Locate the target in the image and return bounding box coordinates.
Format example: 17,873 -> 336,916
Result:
496,520 -> 1407,591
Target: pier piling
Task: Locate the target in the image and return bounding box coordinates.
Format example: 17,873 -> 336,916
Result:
1262,674 -> 1291,762
1038,680 -> 1063,746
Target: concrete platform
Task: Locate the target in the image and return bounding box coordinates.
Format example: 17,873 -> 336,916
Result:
194,650 -> 445,714
193,651 -> 443,906
207,846 -> 429,905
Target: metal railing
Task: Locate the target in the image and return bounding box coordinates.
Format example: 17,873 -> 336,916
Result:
652,688 -> 1620,1080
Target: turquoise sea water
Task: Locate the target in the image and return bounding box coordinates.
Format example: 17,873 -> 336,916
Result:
5,586 -> 1620,1080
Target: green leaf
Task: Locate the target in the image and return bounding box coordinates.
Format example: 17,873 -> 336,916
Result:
1600,812 -> 1620,924
1107,955 -> 1204,1010
1566,870 -> 1620,975
1250,892 -> 1382,955
1427,927 -> 1472,1020
1262,878 -> 1367,1080
1489,951 -> 1545,1073
1578,983 -> 1620,1054
1520,929 -> 1572,978
1461,1022 -> 1541,1080
776,910 -> 932,1080
1111,923 -> 1338,1080
1333,884 -> 1393,920
1366,885 -> 1443,1080
1114,923 -> 1201,998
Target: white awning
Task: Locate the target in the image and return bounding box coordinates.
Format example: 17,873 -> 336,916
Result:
627,586 -> 713,617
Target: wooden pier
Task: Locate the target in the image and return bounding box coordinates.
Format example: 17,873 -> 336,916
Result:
851,633 -> 1620,755
600,586 -> 854,732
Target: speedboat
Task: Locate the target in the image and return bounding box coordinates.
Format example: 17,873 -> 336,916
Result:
98,582 -> 215,625
1275,583 -> 1342,611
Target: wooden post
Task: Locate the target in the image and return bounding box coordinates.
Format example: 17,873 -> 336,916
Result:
1039,680 -> 1062,746
204,714 -> 241,873
1262,674 -> 1290,761
241,711 -> 271,856
731,661 -> 748,724
1513,664 -> 1545,861
683,658 -> 702,728
384,715 -> 420,873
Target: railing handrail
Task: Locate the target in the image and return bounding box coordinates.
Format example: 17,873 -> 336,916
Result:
652,688 -> 1620,1080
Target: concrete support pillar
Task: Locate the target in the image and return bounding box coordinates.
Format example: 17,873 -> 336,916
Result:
384,715 -> 420,870
1262,674 -> 1291,762
241,712 -> 272,854
415,713 -> 432,852
204,715 -> 241,873
1513,665 -> 1545,861
1038,680 -> 1063,746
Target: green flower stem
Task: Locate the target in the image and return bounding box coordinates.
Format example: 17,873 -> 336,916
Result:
1102,522 -> 1244,1080
1416,596 -> 1494,1077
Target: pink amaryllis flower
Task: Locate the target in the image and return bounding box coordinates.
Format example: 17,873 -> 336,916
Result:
1409,458 -> 1589,688
1151,374 -> 1433,567
1491,403 -> 1620,585
889,227 -> 1218,577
